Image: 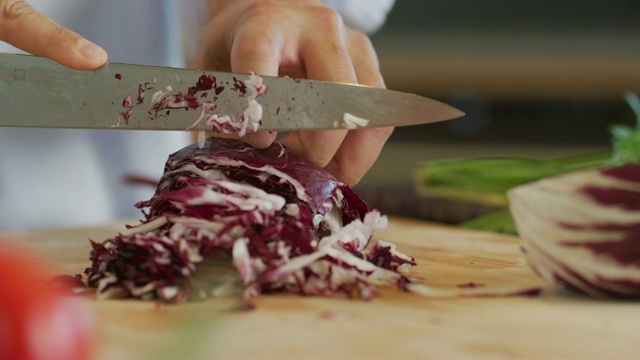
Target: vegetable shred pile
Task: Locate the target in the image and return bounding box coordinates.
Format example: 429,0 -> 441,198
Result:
85,138 -> 415,303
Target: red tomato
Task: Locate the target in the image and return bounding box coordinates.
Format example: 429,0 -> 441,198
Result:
0,244 -> 94,360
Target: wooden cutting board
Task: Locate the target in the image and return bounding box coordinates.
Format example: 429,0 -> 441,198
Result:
3,217 -> 639,360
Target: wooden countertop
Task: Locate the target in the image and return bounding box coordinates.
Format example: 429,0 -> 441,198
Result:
3,217 -> 639,359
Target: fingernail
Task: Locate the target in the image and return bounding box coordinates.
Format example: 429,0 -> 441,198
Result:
78,39 -> 108,63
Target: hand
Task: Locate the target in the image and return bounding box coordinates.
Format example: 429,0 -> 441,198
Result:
197,0 -> 393,186
0,0 -> 107,69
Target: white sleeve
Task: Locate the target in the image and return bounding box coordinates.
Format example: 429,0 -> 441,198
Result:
324,0 -> 396,34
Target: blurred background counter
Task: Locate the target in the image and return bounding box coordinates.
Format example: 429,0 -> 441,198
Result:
359,0 -> 640,222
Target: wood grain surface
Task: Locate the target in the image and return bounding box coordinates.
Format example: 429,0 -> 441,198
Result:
3,217 -> 639,360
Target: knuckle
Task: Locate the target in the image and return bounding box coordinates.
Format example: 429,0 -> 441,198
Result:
1,0 -> 32,21
312,6 -> 343,28
233,32 -> 275,60
317,11 -> 345,41
50,24 -> 68,41
300,6 -> 345,39
348,30 -> 381,70
349,30 -> 373,49
241,0 -> 279,20
310,8 -> 349,53
44,24 -> 80,56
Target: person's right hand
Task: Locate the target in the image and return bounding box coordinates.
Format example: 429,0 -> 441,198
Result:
196,0 -> 394,186
0,0 -> 107,70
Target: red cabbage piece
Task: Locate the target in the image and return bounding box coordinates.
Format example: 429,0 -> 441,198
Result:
85,138 -> 415,303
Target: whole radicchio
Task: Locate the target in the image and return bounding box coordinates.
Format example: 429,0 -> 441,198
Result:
85,138 -> 415,303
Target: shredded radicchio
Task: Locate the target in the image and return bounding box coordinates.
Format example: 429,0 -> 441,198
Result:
85,138 -> 416,303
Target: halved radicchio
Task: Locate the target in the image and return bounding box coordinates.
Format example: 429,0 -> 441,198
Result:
509,164 -> 640,298
85,138 -> 415,303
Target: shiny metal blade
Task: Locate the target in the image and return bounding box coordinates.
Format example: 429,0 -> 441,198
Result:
0,53 -> 464,131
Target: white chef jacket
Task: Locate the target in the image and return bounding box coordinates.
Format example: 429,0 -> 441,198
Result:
0,0 -> 394,230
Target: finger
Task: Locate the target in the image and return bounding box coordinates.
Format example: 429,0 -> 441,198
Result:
298,9 -> 358,84
190,131 -> 244,144
281,9 -> 356,168
229,26 -> 281,76
324,30 -> 393,185
346,30 -> 385,89
324,126 -> 394,186
0,0 -> 107,69
229,26 -> 283,149
244,130 -> 278,149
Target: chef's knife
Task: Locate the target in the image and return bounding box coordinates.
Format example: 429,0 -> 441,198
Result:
0,53 -> 464,131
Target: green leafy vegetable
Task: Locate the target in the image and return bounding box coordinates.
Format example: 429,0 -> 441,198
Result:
458,208 -> 518,235
415,92 -> 640,234
609,92 -> 640,166
416,152 -> 608,207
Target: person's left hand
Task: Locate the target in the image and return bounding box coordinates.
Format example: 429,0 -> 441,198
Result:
0,0 -> 108,69
196,0 -> 393,186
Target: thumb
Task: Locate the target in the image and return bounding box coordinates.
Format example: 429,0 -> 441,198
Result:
0,0 -> 107,69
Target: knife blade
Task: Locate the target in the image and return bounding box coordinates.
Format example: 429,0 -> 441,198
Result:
0,53 -> 464,131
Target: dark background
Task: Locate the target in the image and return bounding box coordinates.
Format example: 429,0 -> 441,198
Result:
369,0 -> 640,146
361,0 -> 640,187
